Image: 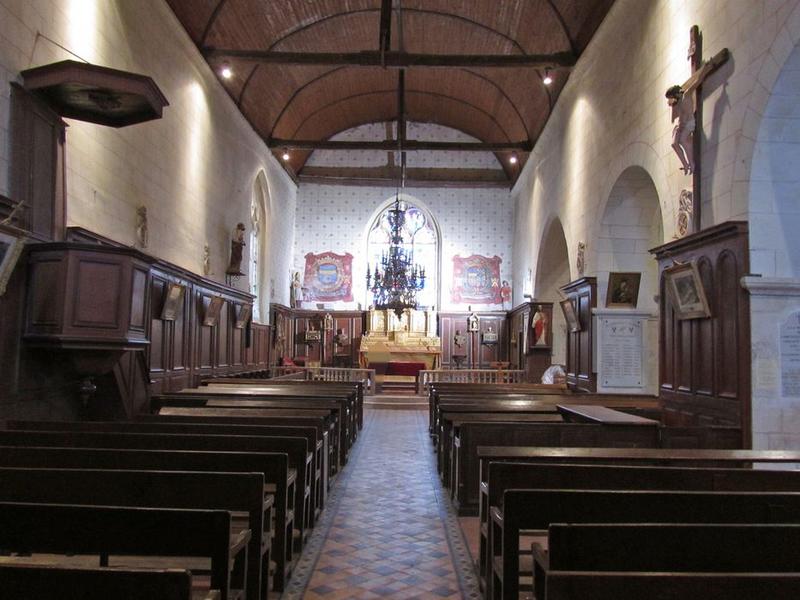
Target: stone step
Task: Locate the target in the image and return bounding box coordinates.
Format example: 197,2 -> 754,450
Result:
365,394 -> 427,410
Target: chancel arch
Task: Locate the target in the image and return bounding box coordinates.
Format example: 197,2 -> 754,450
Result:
534,216 -> 570,365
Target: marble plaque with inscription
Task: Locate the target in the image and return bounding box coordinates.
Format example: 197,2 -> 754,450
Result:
781,312 -> 800,397
599,318 -> 643,388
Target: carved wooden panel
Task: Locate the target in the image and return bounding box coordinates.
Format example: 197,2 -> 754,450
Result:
652,221 -> 750,447
73,259 -> 121,328
439,312 -> 507,368
130,267 -> 148,331
560,277 -> 597,392
28,257 -> 63,328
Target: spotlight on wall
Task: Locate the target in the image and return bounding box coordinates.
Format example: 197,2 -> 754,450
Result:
542,68 -> 553,86
509,152 -> 518,165
281,148 -> 290,161
220,63 -> 233,79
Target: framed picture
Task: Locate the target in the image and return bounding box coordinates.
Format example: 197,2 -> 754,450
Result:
160,282 -> 185,321
0,228 -> 25,297
664,261 -> 711,320
235,304 -> 252,329
559,298 -> 582,332
202,296 -> 225,327
605,272 -> 641,308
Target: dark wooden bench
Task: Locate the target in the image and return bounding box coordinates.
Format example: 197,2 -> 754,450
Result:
0,564 -> 212,600
0,445 -> 295,591
0,467 -> 270,600
9,419 -> 325,523
492,489 -> 800,600
480,461 -> 800,595
149,406 -> 338,480
0,502 -> 248,600
544,571 -> 800,600
452,421 -> 660,515
533,523 -> 800,600
556,404 -> 660,425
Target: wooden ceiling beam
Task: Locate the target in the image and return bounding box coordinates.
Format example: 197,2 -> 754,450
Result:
203,49 -> 576,69
269,138 -> 532,152
298,166 -> 510,188
378,0 -> 393,64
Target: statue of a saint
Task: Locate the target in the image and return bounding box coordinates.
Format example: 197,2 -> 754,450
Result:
226,223 -> 246,275
467,307 -> 479,332
291,272 -> 303,308
136,206 -> 148,249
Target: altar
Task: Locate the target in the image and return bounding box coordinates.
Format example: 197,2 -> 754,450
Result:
359,308 -> 441,372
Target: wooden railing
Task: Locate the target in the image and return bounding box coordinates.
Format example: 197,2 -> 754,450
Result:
267,366 -> 377,395
417,369 -> 526,394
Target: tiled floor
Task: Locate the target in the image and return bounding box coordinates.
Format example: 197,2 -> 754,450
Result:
281,409 -> 481,599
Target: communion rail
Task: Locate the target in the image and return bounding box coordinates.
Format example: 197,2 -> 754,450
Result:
417,369 -> 526,394
267,366 -> 377,395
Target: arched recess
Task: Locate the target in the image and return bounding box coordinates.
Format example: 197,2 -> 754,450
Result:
363,194 -> 441,311
534,217 -> 570,365
596,166 -> 664,312
250,171 -> 271,323
748,41 -> 800,279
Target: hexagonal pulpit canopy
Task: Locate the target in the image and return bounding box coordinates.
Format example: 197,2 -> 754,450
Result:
21,60 -> 169,127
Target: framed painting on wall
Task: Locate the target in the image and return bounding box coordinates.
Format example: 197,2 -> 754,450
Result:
605,272 -> 641,308
664,261 -> 711,319
160,282 -> 186,321
0,228 -> 24,297
235,304 -> 252,329
202,296 -> 225,327
559,298 -> 582,333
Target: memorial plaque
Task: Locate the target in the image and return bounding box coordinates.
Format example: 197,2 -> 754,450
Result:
781,311 -> 800,397
599,318 -> 643,387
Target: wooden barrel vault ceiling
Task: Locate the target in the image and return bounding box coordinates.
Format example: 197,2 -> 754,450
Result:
166,0 -> 615,186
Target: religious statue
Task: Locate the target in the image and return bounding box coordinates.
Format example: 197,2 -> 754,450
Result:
666,84 -> 696,175
576,242 -> 586,277
291,272 -> 304,308
226,223 -> 246,275
334,328 -> 349,347
467,308 -> 479,332
452,329 -> 467,369
500,280 -> 512,310
136,206 -> 148,249
202,244 -> 211,276
531,305 -> 548,347
324,312 -> 333,331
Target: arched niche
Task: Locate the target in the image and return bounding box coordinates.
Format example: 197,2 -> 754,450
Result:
534,217 -> 570,365
250,170 -> 271,322
597,166 -> 663,311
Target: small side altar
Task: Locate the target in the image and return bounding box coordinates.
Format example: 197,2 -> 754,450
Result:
359,308 -> 441,370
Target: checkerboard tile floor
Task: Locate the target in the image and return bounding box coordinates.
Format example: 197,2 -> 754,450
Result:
281,409 -> 480,599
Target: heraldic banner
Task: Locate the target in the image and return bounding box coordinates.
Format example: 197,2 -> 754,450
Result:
303,252 -> 354,302
451,254 -> 502,304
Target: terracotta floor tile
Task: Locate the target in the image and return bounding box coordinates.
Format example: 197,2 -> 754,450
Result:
280,409 -> 480,599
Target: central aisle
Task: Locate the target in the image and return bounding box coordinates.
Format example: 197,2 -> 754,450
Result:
281,409 -> 480,600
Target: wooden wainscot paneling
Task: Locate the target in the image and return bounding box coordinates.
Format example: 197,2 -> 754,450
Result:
651,221 -> 750,448
439,311 -> 508,369
560,277 -> 597,392
283,308 -> 366,367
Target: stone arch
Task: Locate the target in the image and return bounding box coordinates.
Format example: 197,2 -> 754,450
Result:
534,216 -> 570,365
747,37 -> 800,278
596,166 -> 664,311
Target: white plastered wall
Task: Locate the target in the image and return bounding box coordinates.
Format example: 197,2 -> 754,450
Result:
0,0 -> 297,310
511,0 -> 800,445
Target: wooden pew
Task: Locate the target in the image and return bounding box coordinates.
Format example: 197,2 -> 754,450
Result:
154,394 -> 350,467
533,523 -> 800,600
149,406 -> 338,481
205,379 -> 365,431
0,502 -> 248,600
452,421 -> 660,515
0,445 -> 295,592
0,468 -> 270,600
491,489 -> 800,600
9,419 -> 326,522
190,384 -> 359,448
480,462 -> 800,597
544,572 -> 800,600
0,565 -> 210,600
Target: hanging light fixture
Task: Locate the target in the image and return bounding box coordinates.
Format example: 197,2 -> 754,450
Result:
366,141 -> 426,317
542,68 -> 553,86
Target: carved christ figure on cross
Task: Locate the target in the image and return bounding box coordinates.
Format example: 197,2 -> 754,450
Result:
666,84 -> 696,175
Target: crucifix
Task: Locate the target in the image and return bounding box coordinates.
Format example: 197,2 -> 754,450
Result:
666,25 -> 729,235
